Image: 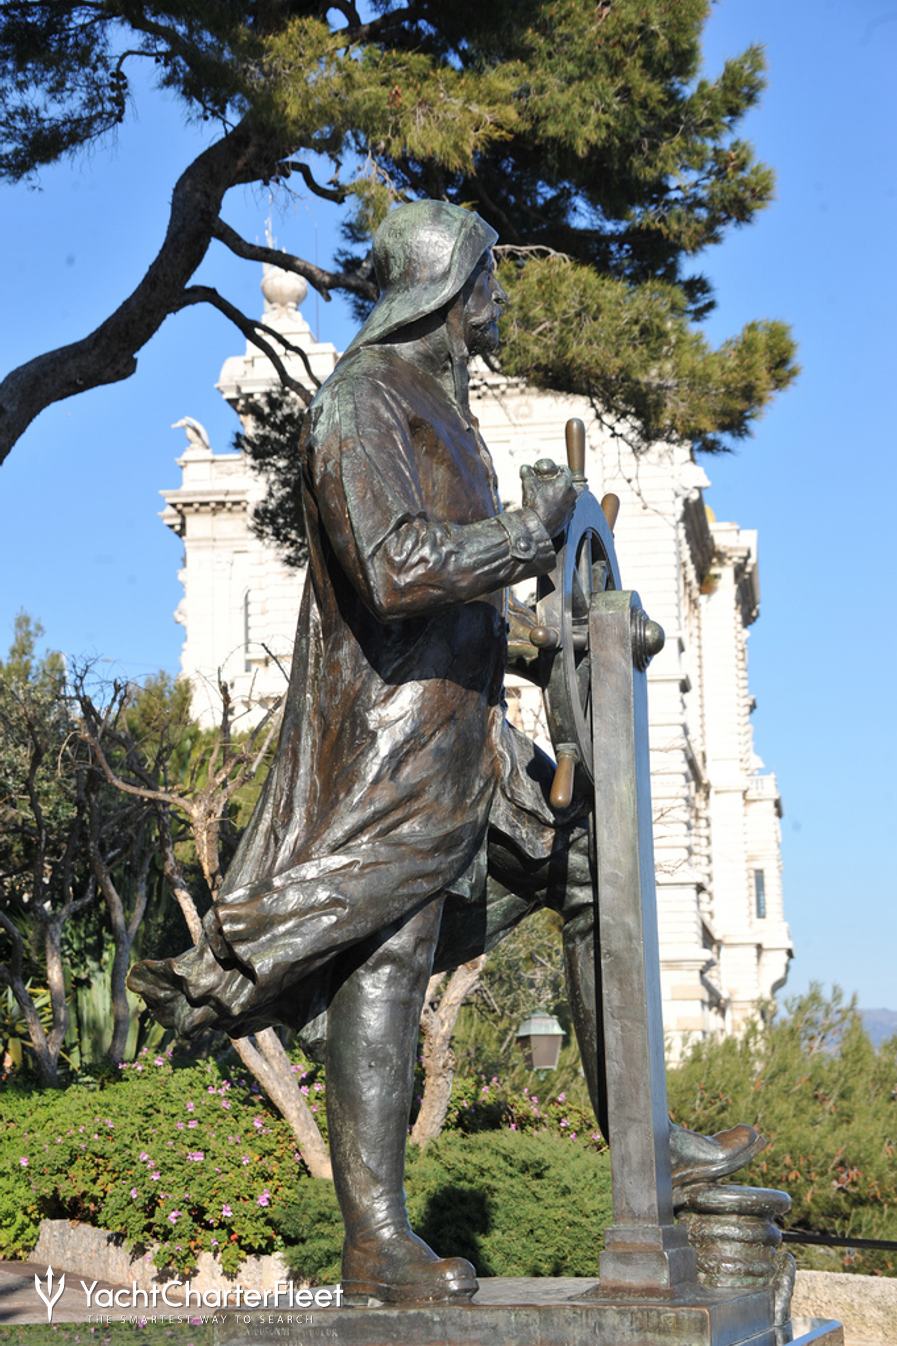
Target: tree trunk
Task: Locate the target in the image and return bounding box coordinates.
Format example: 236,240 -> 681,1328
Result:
411,957 -> 485,1148
234,1030 -> 332,1180
43,918 -> 68,1081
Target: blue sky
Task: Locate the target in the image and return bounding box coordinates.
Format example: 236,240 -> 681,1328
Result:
1,1 -> 895,1008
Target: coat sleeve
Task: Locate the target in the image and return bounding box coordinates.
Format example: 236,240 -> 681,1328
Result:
310,376 -> 556,622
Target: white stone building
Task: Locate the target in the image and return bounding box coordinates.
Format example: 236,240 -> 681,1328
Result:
162,265 -> 792,1050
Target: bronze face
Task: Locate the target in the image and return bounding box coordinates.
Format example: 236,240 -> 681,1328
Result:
461,251 -> 507,357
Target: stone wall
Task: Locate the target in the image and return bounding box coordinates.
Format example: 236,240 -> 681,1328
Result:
32,1219 -> 294,1294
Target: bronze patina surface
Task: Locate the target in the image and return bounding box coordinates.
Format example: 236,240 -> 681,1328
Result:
128,200 -> 790,1320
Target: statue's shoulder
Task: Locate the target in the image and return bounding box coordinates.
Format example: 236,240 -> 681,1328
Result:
306,346 -> 413,440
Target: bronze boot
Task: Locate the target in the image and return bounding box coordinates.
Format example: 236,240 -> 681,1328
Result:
669,1121 -> 766,1188
325,903 -> 478,1306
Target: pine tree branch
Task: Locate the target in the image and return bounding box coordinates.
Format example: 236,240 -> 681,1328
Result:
177,286 -> 317,399
341,3 -> 424,45
0,118 -> 263,464
211,218 -> 377,301
281,159 -> 346,203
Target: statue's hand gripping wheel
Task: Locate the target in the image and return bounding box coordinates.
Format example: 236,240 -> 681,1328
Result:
525,419 -> 665,809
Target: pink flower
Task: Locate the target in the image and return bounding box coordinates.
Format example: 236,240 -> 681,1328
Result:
221,1204 -> 233,1218
19,1156 -> 28,1167
168,1210 -> 181,1224
556,1092 -> 566,1103
509,1123 -> 517,1131
154,1056 -> 165,1067
241,1155 -> 251,1165
139,1152 -> 149,1162
150,1171 -> 161,1181
130,1187 -> 139,1199
187,1151 -> 205,1162
257,1190 -> 271,1207
252,1117 -> 264,1130
176,1122 -> 185,1130
220,1099 -> 231,1109
187,1120 -> 198,1128
186,1101 -> 194,1112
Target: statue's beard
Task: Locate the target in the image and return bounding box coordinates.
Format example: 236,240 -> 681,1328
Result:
465,315 -> 501,357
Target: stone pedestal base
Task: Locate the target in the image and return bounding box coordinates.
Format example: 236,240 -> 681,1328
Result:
214,1280 -> 843,1346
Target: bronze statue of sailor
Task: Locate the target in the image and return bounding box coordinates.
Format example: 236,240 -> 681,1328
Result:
129,200 -> 761,1306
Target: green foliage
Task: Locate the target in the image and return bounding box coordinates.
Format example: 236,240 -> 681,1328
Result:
0,1049 -> 323,1275
0,613 -> 72,894
15,1324 -> 213,1346
279,1130 -> 613,1282
233,389 -> 309,569
667,987 -> 897,1275
443,1072 -> 602,1149
498,255 -> 797,452
1,2 -> 797,458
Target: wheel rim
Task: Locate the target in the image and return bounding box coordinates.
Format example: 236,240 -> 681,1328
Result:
535,491 -> 621,785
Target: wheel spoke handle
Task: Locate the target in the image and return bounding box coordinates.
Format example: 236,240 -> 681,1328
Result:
550,744 -> 580,810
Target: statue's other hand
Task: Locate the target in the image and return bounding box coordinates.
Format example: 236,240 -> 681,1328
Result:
505,595 -> 544,685
507,592 -> 537,660
520,460 -> 576,539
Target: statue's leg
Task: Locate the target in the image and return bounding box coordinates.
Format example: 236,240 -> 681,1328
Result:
325,896 -> 478,1306
484,816 -> 609,1139
484,726 -> 763,1186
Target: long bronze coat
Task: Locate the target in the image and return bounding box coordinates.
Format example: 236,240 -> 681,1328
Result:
128,345 -> 562,1038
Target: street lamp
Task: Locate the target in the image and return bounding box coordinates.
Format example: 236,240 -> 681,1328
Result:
515,1010 -> 565,1070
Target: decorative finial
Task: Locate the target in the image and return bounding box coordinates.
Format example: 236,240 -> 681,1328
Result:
261,262 -> 308,313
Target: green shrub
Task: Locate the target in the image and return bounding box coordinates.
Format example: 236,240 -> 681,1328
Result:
0,1047 -> 323,1275
667,987 -> 897,1276
443,1073 -> 602,1148
278,1130 -> 613,1282
15,1326 -> 214,1346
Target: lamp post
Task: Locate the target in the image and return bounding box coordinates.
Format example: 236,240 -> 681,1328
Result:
515,1010 -> 565,1071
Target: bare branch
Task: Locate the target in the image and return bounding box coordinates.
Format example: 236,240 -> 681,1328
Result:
177,286 -> 316,400
340,3 -> 423,45
158,810 -> 203,943
329,0 -> 362,27
0,119 -> 263,463
261,644 -> 290,685
212,218 -> 377,302
79,713 -> 192,814
281,159 -> 346,204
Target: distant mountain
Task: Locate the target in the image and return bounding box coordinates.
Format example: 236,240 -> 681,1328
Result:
860,1008 -> 897,1049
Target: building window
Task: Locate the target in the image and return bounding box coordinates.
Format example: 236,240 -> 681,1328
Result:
753,869 -> 767,920
243,590 -> 251,672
